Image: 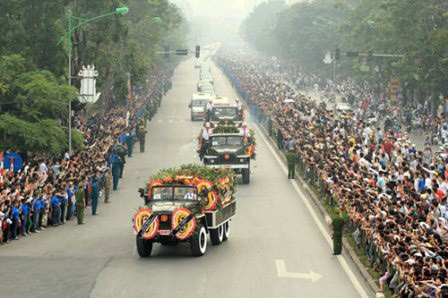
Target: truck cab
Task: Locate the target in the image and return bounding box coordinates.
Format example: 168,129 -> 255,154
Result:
203,133 -> 251,184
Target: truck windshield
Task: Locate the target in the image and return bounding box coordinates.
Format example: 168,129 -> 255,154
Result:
192,99 -> 208,107
152,186 -> 198,201
212,107 -> 238,117
210,136 -> 243,147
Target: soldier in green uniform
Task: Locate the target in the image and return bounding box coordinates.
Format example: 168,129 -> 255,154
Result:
332,208 -> 345,255
103,168 -> 112,203
286,149 -> 296,179
137,125 -> 148,153
75,182 -> 86,224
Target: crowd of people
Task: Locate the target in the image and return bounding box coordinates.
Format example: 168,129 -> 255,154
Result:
0,73 -> 169,246
217,49 -> 448,297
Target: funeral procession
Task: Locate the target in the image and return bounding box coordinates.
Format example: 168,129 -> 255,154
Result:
1,0 -> 448,298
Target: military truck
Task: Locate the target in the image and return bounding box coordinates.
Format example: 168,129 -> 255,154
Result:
201,125 -> 255,185
209,96 -> 243,125
134,165 -> 236,257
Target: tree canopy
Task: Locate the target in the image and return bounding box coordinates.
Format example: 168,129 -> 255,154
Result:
0,0 -> 188,154
240,0 -> 448,103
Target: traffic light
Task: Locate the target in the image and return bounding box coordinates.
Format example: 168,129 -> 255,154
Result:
195,45 -> 200,58
164,46 -> 169,58
335,48 -> 340,60
175,49 -> 188,55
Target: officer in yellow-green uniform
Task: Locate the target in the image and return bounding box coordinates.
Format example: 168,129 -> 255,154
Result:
75,182 -> 86,224
137,125 -> 148,153
332,208 -> 345,255
286,149 -> 296,179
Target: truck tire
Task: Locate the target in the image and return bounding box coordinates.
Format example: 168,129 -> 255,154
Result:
222,222 -> 230,241
209,225 -> 224,245
242,168 -> 250,185
136,236 -> 153,257
190,224 -> 207,257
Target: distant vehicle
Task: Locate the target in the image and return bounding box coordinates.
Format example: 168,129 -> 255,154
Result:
198,83 -> 215,94
197,79 -> 214,91
189,93 -> 211,121
335,102 -> 353,112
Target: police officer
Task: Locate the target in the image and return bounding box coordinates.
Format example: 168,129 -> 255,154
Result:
137,125 -> 148,153
286,149 -> 296,179
75,182 -> 85,225
332,208 -> 345,255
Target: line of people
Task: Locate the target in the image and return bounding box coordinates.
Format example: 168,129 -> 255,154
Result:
0,73 -> 168,245
217,49 -> 448,297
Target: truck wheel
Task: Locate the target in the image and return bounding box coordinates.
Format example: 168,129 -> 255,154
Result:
209,225 -> 224,245
242,168 -> 250,185
136,236 -> 153,257
190,224 -> 207,257
222,222 -> 230,241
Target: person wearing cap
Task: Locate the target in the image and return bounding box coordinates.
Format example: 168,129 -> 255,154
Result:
137,124 -> 148,153
90,171 -> 101,216
286,148 -> 297,179
75,182 -> 85,224
332,207 -> 345,255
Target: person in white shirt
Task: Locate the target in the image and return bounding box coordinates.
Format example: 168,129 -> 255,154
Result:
200,123 -> 211,161
240,122 -> 249,138
206,100 -> 213,121
39,160 -> 48,174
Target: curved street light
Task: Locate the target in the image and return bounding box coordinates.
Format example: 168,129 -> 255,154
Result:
60,7 -> 129,155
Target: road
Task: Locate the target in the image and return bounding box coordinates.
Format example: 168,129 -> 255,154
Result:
0,57 -> 373,298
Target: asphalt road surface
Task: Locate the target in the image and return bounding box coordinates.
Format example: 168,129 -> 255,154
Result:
0,57 -> 373,298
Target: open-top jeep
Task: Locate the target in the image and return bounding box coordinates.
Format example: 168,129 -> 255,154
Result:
134,166 -> 236,257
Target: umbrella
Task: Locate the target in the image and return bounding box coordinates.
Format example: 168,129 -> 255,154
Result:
283,98 -> 294,103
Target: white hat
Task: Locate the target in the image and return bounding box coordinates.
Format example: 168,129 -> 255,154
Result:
242,122 -> 247,127
205,122 -> 210,128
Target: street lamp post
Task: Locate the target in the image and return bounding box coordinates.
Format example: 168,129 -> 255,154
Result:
63,7 -> 129,155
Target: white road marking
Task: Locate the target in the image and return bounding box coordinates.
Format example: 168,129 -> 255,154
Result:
256,125 -> 369,298
276,259 -> 322,282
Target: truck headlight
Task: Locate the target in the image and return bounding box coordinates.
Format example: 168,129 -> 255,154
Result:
210,159 -> 215,163
240,158 -> 244,163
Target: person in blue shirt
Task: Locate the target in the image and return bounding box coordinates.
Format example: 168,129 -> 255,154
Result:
10,200 -> 20,240
90,171 -> 101,215
50,192 -> 61,226
30,195 -> 40,233
66,182 -> 74,221
20,198 -> 30,236
37,195 -> 46,230
59,189 -> 67,224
